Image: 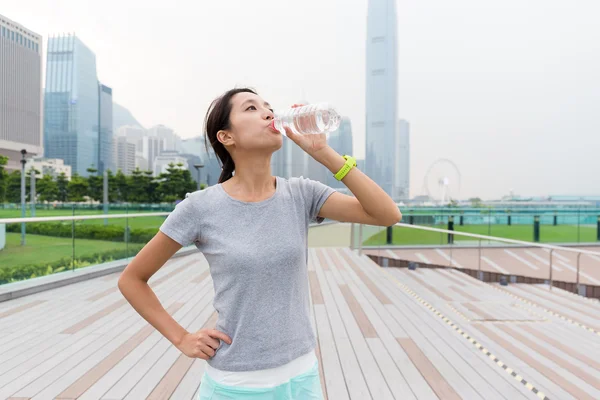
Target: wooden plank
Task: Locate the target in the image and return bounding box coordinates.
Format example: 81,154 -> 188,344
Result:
1,268 -> 201,399
505,285 -> 600,330
191,270 -> 210,284
0,300 -> 47,320
338,284 -> 377,339
0,334 -> 69,376
75,283 -> 212,400
55,303 -> 187,400
85,288 -> 118,302
386,273 -> 509,400
375,264 -> 579,399
169,359 -> 206,400
315,264 -> 370,399
496,324 -> 600,392
61,299 -> 128,334
341,273 -> 432,399
316,248 -> 329,271
356,261 -> 531,399
0,269 -> 196,379
324,273 -> 394,399
366,338 -> 418,400
448,285 -> 479,301
145,311 -> 218,400
398,338 -> 461,400
314,305 -> 349,400
521,285 -> 600,321
473,324 -> 596,400
314,339 -> 328,400
401,272 -> 453,302
103,291 -> 218,399
338,249 -> 391,305
309,271 -> 324,305
75,281 -> 213,400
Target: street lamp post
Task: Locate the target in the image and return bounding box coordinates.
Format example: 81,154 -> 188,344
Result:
20,149 -> 27,246
193,163 -> 204,191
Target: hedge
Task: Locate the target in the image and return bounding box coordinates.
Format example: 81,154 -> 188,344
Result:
6,223 -> 156,243
0,246 -> 144,285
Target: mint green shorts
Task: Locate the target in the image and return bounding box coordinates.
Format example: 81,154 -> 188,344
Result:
198,361 -> 324,400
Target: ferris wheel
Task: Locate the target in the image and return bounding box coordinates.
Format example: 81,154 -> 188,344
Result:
421,158 -> 461,204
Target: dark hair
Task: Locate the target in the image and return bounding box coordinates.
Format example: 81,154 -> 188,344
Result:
204,87 -> 257,183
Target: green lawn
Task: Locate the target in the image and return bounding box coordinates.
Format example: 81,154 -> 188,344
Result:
0,233 -> 141,269
364,224 -> 599,246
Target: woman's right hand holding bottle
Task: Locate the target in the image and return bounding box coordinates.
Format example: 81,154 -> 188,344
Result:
177,329 -> 232,360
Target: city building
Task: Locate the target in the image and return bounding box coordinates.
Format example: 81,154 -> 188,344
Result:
98,84 -> 113,173
135,153 -> 149,172
365,0 -> 398,198
395,119 -> 410,200
113,136 -> 136,175
0,14 -> 43,171
153,151 -> 188,176
141,136 -> 165,173
44,34 -> 111,177
115,125 -> 146,150
182,135 -> 222,186
147,125 -> 181,152
24,157 -> 71,180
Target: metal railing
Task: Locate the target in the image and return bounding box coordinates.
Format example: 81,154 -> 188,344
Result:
355,222 -> 600,294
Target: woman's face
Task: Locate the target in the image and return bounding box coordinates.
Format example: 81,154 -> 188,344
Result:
220,91 -> 282,152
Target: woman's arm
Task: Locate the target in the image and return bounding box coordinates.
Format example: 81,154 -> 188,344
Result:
117,232 -> 189,347
314,146 -> 401,226
118,232 -> 231,359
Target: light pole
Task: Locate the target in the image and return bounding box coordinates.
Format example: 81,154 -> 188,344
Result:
20,149 -> 27,246
193,163 -> 204,191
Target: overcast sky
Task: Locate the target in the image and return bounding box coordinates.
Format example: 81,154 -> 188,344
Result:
3,0 -> 599,199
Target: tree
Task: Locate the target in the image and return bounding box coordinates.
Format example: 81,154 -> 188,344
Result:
67,173 -> 88,202
0,155 -> 8,202
128,168 -> 156,203
106,169 -> 119,203
6,171 -> 29,203
86,167 -> 103,202
157,163 -> 196,202
37,174 -> 59,202
113,169 -> 128,202
469,197 -> 483,208
56,173 -> 69,202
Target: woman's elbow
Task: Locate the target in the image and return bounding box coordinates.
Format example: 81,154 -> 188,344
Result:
383,209 -> 402,227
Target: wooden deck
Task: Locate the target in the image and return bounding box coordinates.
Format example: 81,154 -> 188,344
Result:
366,246 -> 600,285
0,248 -> 599,399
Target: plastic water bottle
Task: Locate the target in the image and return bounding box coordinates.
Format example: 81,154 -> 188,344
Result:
271,103 -> 341,136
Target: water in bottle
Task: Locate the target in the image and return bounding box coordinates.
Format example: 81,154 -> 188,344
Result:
271,103 -> 341,136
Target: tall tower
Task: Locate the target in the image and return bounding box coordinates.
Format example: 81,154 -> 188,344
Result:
365,0 -> 398,197
44,34 -> 99,177
0,14 -> 43,171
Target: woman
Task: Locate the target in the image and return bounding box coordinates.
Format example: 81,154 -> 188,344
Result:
118,88 -> 401,399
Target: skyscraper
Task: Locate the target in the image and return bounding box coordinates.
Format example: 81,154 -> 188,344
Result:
395,119 -> 410,200
0,14 -> 43,171
365,0 -> 398,198
141,136 -> 165,173
44,34 -> 110,177
98,84 -> 113,173
113,136 -> 136,175
44,35 -> 97,176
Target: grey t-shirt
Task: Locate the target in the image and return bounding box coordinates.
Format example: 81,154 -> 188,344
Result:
159,175 -> 336,371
